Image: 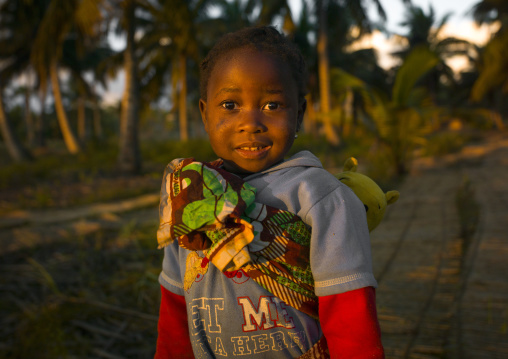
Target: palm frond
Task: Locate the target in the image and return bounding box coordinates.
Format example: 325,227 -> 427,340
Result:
392,45 -> 439,106
470,28 -> 508,101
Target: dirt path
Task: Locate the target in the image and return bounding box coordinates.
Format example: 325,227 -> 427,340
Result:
0,194 -> 159,254
371,132 -> 508,358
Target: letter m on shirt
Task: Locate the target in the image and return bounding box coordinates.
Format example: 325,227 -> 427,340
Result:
237,296 -> 276,332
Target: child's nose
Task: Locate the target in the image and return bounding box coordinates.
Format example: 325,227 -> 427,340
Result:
238,110 -> 267,133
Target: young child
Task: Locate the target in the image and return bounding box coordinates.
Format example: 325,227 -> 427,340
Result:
155,26 -> 384,359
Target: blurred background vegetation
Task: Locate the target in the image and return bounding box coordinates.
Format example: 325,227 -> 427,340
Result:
0,0 -> 507,357
1,0 -> 506,181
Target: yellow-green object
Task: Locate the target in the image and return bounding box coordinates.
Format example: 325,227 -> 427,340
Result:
336,157 -> 399,232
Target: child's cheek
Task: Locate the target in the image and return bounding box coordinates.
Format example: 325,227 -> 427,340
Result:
213,117 -> 233,132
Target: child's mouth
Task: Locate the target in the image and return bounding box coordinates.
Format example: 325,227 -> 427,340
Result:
238,146 -> 265,151
235,144 -> 271,158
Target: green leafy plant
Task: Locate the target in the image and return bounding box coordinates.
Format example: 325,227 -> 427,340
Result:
367,46 -> 442,175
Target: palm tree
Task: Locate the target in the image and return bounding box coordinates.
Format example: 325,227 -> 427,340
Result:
116,0 -> 142,173
0,0 -> 44,161
10,82 -> 36,147
316,0 -> 339,145
290,1 -> 319,135
368,46 -> 440,175
393,4 -> 471,101
137,0 -> 222,141
315,44 -> 441,175
0,92 -> 32,162
111,0 -> 212,172
31,0 -> 104,154
211,0 -> 295,32
60,34 -> 114,143
256,0 -> 295,32
212,0 -> 258,31
314,0 -> 387,145
469,0 -> 508,106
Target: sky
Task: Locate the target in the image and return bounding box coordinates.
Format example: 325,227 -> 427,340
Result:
365,0 -> 480,33
102,0 -> 492,105
350,0 -> 492,70
289,0 -> 481,33
288,0 -> 493,72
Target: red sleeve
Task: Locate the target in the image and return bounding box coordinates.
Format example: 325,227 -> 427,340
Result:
154,285 -> 194,359
319,286 -> 385,359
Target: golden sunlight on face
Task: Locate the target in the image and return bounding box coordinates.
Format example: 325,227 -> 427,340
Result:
199,48 -> 305,174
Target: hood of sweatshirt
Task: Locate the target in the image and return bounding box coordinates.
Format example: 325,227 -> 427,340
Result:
243,150 -> 323,181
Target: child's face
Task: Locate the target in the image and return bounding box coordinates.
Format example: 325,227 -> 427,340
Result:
200,48 -> 305,174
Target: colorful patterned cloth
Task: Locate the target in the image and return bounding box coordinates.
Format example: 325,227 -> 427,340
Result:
157,158 -> 318,319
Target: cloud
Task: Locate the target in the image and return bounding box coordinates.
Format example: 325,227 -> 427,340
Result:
346,30 -> 405,70
347,21 -> 500,73
438,20 -> 499,46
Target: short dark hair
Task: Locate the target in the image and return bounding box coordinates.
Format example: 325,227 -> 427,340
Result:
199,26 -> 308,102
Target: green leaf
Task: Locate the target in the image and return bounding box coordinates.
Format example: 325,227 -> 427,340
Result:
392,45 -> 439,106
470,28 -> 508,102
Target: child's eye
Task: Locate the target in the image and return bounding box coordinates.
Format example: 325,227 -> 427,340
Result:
221,101 -> 237,110
263,102 -> 281,110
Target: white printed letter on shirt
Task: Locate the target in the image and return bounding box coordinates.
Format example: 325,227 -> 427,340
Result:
237,296 -> 276,332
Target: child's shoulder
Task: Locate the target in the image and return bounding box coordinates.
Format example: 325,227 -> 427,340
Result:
253,150 -> 352,206
275,150 -> 342,186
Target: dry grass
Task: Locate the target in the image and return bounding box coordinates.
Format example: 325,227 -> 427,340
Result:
0,220 -> 161,358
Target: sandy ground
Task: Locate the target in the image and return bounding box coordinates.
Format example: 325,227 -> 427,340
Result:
371,132 -> 508,358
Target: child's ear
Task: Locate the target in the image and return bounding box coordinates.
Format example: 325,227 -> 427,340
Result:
296,98 -> 307,132
199,99 -> 208,133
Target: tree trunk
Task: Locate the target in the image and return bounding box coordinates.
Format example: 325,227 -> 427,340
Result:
92,96 -> 103,139
493,91 -> 505,129
303,93 -> 317,136
342,88 -> 354,137
50,59 -> 81,154
118,0 -> 141,174
35,85 -> 47,148
171,65 -> 179,113
179,54 -> 188,141
77,96 -> 87,143
24,87 -> 35,147
169,64 -> 179,131
87,83 -> 103,140
317,0 -> 340,145
0,90 -> 31,162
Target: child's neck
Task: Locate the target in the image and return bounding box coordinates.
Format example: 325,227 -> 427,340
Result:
225,158 -> 285,178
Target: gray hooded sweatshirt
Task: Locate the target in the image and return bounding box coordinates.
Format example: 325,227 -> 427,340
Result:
158,150 -> 377,358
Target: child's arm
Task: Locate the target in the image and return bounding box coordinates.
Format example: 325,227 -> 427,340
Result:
319,286 -> 384,359
155,286 -> 193,359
